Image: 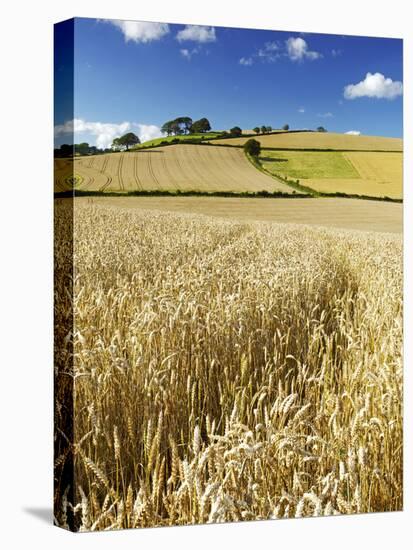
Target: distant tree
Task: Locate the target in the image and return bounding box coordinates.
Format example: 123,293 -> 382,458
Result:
119,132 -> 140,150
170,120 -> 183,135
59,144 -> 73,157
174,117 -> 193,134
75,142 -> 90,155
253,127 -> 260,134
317,126 -> 327,132
266,125 -> 273,133
161,121 -> 174,136
260,125 -> 267,134
244,138 -> 261,157
89,146 -> 98,155
282,124 -> 289,131
191,117 -> 212,133
230,126 -> 242,137
111,137 -> 122,150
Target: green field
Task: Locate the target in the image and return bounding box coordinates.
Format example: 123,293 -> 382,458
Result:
260,150 -> 359,179
258,149 -> 403,199
137,132 -> 223,148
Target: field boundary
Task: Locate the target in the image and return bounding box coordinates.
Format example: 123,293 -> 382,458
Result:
130,140 -> 403,154
54,188 -> 402,203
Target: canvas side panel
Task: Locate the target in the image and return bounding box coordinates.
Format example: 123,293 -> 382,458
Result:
54,18 -> 76,531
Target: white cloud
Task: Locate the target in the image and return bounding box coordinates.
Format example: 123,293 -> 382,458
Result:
345,130 -> 361,135
344,72 -> 403,100
318,112 -> 333,118
298,107 -> 305,113
286,37 -> 321,61
135,124 -> 163,143
107,20 -> 169,43
257,41 -> 281,62
239,37 -> 319,67
176,25 -> 216,43
239,56 -> 253,66
180,48 -> 199,60
54,118 -> 162,149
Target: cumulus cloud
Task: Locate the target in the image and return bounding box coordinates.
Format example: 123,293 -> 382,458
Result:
176,25 -> 216,43
107,20 -> 169,43
298,107 -> 305,113
286,37 -> 321,61
239,56 -> 253,66
54,118 -> 162,149
345,130 -> 361,135
344,72 -> 403,100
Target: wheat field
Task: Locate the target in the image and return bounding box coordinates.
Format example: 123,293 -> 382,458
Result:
54,200 -> 403,531
213,132 -> 403,151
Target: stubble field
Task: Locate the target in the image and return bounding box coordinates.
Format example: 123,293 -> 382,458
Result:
54,145 -> 292,194
213,131 -> 403,151
54,200 -> 403,530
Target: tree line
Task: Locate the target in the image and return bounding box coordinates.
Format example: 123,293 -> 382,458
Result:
54,120 -> 328,157
161,117 -> 212,136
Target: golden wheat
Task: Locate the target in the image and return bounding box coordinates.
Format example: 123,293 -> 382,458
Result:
54,199 -> 403,531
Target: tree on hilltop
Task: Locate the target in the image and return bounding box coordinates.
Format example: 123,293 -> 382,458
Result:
253,127 -> 260,134
119,132 -> 140,150
230,126 -> 242,137
161,121 -> 174,136
191,118 -> 212,133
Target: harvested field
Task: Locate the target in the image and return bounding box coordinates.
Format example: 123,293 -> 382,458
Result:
55,145 -> 292,194
214,131 -> 403,151
54,200 -> 403,530
260,150 -> 403,199
86,196 -> 402,233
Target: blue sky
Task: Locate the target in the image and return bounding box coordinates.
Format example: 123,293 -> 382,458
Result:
54,18 -> 403,148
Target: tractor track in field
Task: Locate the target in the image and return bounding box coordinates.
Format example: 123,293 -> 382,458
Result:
118,154 -> 125,191
133,154 -> 142,191
147,153 -> 160,188
99,157 -> 112,191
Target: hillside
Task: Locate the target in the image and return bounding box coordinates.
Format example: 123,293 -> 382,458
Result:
54,144 -> 293,194
213,131 -> 403,151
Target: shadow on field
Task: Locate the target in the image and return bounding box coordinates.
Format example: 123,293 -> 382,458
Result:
259,156 -> 288,163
